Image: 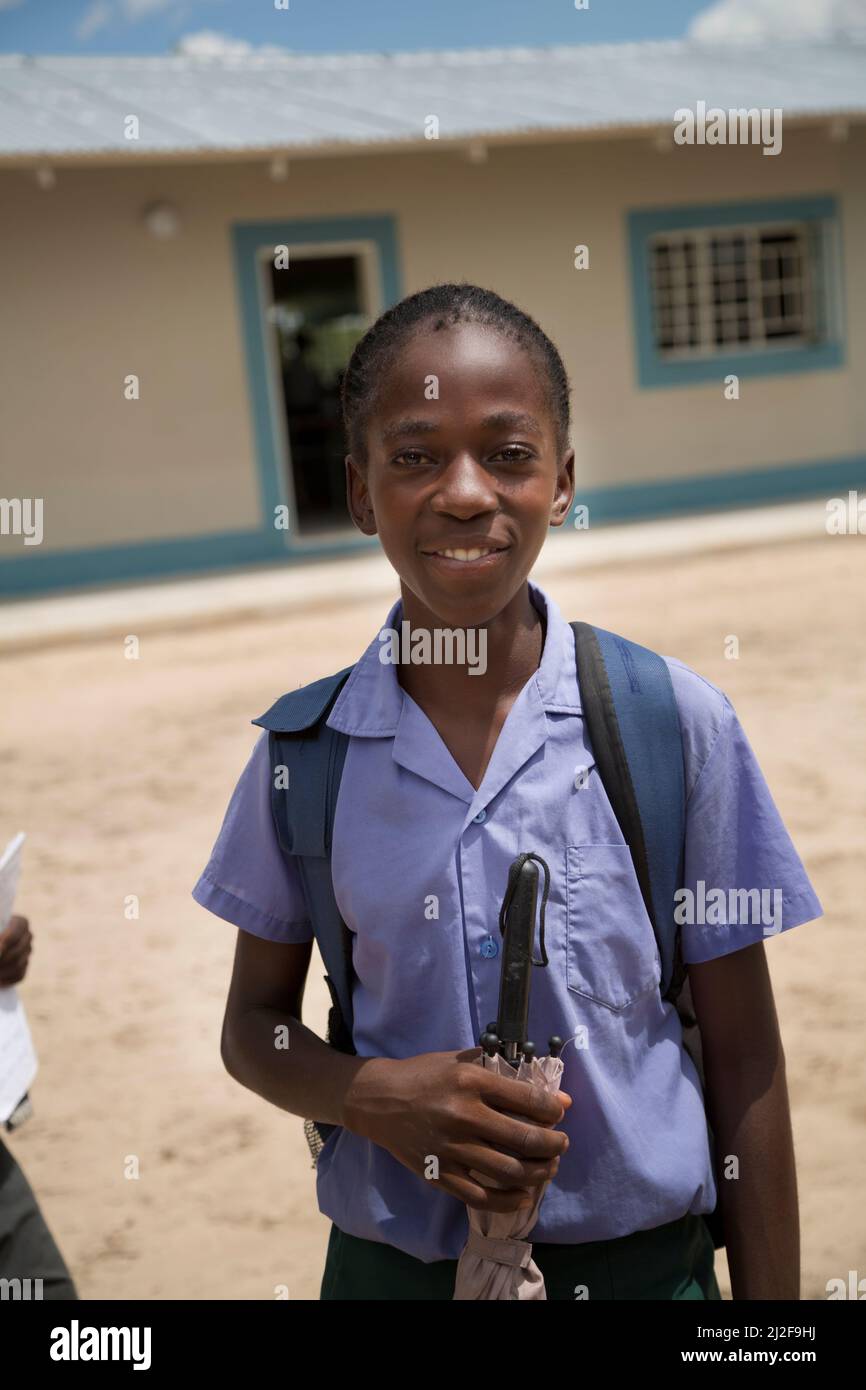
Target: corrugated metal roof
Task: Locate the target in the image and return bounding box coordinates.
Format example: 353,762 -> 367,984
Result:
0,39 -> 864,161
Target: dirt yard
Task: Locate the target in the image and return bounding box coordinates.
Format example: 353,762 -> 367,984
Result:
2,531 -> 863,1300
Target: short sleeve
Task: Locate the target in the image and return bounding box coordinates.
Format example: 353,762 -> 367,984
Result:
664,658 -> 823,965
191,729 -> 313,944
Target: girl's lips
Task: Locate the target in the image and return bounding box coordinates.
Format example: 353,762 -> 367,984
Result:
421,547 -> 510,574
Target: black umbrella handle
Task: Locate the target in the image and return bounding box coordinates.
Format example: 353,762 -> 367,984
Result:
486,853 -> 551,1065
498,852 -> 550,964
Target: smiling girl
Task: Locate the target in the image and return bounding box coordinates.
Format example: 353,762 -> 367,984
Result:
193,283 -> 822,1301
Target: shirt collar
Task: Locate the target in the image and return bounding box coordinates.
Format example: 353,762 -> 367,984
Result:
327,578 -> 581,740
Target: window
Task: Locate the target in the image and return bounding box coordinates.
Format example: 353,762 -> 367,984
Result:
650,224 -> 815,357
628,198 -> 844,387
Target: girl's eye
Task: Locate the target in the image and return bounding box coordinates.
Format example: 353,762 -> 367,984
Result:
493,445 -> 533,463
392,445 -> 533,467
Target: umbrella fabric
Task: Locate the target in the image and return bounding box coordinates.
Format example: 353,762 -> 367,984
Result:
453,1051 -> 565,1301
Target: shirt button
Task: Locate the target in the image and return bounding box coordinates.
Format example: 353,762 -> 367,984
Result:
473,809 -> 487,823
480,935 -> 499,959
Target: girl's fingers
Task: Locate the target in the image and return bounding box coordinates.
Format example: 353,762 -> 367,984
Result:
0,941 -> 30,968
0,943 -> 31,983
444,1140 -> 557,1188
433,1167 -> 535,1213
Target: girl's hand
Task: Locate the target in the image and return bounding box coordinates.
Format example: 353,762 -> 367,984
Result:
343,1047 -> 571,1213
0,914 -> 33,987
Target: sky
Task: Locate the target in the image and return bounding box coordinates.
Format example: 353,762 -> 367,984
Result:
1,0 -> 864,57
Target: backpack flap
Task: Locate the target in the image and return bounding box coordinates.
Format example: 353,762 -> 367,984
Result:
254,666 -> 355,738
252,665 -> 353,858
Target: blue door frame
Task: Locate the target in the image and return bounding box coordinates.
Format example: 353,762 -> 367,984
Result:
231,213 -> 403,551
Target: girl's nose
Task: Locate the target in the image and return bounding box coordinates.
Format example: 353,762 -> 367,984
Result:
430,454 -> 498,516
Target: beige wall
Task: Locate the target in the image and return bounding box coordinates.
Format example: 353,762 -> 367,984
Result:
1,124 -> 863,558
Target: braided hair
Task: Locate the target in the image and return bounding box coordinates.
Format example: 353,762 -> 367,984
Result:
340,282 -> 571,469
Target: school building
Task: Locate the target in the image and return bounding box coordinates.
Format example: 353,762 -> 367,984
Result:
1,38 -> 864,596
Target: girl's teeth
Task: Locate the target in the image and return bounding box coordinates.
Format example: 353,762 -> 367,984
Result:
439,548 -> 494,561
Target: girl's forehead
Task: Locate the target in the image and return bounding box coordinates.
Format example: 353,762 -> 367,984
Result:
381,321 -> 546,399
400,318 -> 518,362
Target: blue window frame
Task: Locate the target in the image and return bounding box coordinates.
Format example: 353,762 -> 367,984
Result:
627,196 -> 845,388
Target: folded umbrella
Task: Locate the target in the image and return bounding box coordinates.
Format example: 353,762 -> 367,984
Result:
454,852 -> 566,1301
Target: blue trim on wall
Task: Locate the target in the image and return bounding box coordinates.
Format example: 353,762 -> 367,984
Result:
627,195 -> 846,389
0,527 -> 381,599
569,455 -> 866,525
231,213 -> 402,532
3,456 -> 863,598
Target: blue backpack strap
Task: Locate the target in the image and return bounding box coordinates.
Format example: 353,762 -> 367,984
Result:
571,622 -> 686,999
572,622 -> 725,1250
252,664 -> 356,1053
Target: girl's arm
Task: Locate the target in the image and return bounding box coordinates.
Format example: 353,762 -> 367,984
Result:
220,930 -> 374,1127
689,941 -> 800,1300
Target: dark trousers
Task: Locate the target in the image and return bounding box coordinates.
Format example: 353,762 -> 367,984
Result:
321,1211 -> 721,1301
0,1135 -> 78,1300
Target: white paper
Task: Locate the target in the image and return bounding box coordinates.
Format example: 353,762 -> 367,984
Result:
0,832 -> 38,1122
0,831 -> 26,923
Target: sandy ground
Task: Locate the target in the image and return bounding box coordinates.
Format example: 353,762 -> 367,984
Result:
2,532 -> 864,1301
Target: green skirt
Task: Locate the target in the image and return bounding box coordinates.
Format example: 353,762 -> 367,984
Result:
321,1211 -> 722,1301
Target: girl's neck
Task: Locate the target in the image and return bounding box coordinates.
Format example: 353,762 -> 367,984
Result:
395,583 -> 546,718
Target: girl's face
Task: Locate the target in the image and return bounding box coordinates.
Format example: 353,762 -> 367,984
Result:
346,320 -> 574,627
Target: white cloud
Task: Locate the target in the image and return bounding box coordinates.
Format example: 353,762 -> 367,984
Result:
173,30 -> 292,58
75,0 -> 216,42
173,29 -> 253,57
0,0 -> 26,12
76,1 -> 113,40
690,0 -> 866,41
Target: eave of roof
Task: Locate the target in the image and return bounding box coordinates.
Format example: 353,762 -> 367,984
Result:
0,39 -> 864,167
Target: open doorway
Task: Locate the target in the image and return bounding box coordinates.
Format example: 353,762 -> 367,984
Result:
265,249 -> 371,537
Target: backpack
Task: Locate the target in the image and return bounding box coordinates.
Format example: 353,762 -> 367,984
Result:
252,621 -> 725,1250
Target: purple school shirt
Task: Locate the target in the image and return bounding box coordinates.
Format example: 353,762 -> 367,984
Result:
193,580 -> 822,1262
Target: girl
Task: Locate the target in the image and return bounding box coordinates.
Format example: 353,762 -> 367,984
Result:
194,283 -> 822,1300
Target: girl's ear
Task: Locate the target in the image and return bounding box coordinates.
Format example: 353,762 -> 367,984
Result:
345,453 -> 377,536
550,448 -> 575,528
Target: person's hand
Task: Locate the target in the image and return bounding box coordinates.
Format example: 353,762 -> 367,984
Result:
0,914 -> 33,986
343,1047 -> 572,1213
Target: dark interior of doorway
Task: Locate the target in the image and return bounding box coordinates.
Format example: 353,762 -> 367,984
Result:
268,254 -> 368,536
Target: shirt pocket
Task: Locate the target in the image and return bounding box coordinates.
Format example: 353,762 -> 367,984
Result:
565,845 -> 661,1011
